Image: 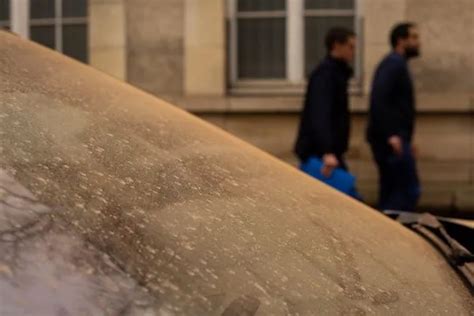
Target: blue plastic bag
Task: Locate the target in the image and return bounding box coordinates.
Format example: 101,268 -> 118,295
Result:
300,156 -> 360,199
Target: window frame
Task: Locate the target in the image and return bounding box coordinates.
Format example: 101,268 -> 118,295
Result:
7,0 -> 88,62
227,0 -> 363,95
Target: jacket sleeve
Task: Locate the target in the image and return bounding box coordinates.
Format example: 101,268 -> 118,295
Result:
371,63 -> 405,140
307,69 -> 335,154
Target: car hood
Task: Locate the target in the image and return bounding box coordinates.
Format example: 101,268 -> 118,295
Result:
0,31 -> 472,315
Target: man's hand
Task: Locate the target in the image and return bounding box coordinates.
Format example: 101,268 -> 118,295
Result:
388,135 -> 403,156
321,154 -> 339,178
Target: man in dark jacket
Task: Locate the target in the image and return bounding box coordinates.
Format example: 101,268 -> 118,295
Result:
295,27 -> 356,180
367,22 -> 421,211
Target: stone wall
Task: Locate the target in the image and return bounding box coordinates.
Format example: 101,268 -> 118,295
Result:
184,0 -> 226,96
89,0 -> 126,80
125,0 -> 185,95
406,0 -> 474,94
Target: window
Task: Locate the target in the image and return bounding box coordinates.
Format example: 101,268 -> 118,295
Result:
236,0 -> 286,79
0,0 -> 10,30
228,0 -> 360,93
30,0 -> 88,63
3,0 -> 88,62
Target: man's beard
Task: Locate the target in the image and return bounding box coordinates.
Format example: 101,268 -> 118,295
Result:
405,46 -> 420,59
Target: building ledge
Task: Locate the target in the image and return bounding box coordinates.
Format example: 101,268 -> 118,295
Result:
162,93 -> 474,114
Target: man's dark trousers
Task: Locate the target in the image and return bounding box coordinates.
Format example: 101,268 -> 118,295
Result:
370,141 -> 420,211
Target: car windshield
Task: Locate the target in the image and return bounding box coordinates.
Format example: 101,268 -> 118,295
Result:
0,31 -> 472,314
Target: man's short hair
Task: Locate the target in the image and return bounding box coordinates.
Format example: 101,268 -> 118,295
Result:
390,22 -> 416,48
325,27 -> 355,52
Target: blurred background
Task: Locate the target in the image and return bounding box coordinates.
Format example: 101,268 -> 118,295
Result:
1,0 -> 473,215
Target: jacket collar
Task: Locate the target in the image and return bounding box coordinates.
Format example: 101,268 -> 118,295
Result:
389,51 -> 408,62
326,55 -> 353,78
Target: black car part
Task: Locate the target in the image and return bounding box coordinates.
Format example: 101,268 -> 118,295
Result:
385,211 -> 474,293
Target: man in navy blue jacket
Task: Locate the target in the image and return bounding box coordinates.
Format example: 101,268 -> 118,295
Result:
295,27 -> 356,180
367,22 -> 421,211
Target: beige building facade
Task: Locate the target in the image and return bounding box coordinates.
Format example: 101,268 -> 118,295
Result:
2,0 -> 473,212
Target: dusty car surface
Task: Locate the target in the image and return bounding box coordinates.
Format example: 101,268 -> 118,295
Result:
0,31 -> 472,315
